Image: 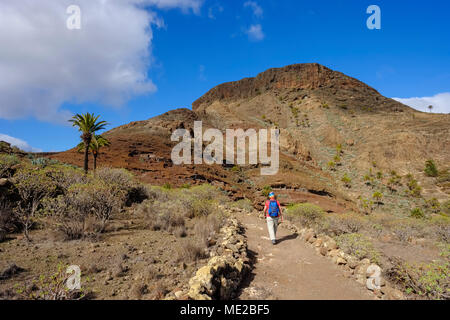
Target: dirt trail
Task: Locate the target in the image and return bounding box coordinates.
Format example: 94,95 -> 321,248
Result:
237,212 -> 373,300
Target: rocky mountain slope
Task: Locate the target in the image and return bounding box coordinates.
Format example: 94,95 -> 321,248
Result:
51,63 -> 450,209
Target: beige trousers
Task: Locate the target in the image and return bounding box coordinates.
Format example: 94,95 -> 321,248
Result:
266,216 -> 279,241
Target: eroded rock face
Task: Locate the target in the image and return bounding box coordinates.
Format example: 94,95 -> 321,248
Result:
187,217 -> 250,300
192,64 -> 378,111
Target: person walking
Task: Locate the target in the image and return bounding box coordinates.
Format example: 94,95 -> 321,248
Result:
264,192 -> 283,245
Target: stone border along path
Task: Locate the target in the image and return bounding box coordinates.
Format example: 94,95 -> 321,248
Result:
166,210 -> 251,300
234,208 -> 406,300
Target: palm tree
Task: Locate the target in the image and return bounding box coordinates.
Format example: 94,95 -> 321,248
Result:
69,113 -> 108,174
428,105 -> 433,113
77,135 -> 110,172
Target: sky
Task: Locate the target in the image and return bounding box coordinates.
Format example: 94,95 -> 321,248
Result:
0,0 -> 449,152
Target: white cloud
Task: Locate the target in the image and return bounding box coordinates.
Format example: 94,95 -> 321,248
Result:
244,1 -> 263,18
0,134 -> 42,152
0,0 -> 203,124
208,4 -> 224,19
246,24 -> 265,41
146,0 -> 204,14
393,92 -> 450,114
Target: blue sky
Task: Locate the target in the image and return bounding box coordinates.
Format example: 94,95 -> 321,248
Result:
0,0 -> 449,152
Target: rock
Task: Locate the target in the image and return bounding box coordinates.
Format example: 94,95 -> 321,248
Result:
304,231 -> 315,242
323,239 -> 337,251
359,258 -> 371,266
366,264 -> 383,291
328,249 -> 340,258
383,287 -> 405,300
347,257 -> 358,269
373,289 -> 383,298
174,290 -> 184,299
332,257 -> 347,265
0,178 -> 9,187
314,238 -> 323,247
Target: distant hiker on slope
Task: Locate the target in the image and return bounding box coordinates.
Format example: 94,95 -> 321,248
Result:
264,192 -> 283,245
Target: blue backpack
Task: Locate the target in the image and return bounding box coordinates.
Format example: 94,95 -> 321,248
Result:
267,200 -> 280,217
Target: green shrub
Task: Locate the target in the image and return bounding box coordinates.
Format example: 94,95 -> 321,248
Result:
95,167 -> 147,205
410,208 -> 425,219
341,174 -> 351,188
386,258 -> 449,300
261,185 -> 272,197
424,159 -> 438,177
372,191 -> 383,204
406,175 -> 422,197
335,233 -> 380,263
31,157 -> 60,168
0,154 -> 20,178
232,199 -> 254,212
327,161 -> 336,170
14,263 -> 88,300
286,203 -> 326,229
325,212 -> 368,235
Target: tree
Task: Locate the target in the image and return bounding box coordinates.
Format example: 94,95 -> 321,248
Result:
77,135 -> 110,172
69,113 -> 108,174
428,105 -> 433,113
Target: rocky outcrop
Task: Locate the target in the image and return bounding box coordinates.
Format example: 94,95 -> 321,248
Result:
193,63 -> 379,111
185,217 -> 250,300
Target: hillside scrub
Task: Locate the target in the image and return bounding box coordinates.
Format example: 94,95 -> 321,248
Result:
1,158 -> 150,241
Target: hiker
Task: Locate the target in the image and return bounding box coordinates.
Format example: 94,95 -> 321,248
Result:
264,191 -> 283,245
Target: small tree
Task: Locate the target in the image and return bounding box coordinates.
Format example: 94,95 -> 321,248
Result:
428,105 -> 433,113
372,191 -> 383,206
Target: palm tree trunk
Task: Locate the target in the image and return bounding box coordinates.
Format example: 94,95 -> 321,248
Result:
93,154 -> 97,171
83,136 -> 91,174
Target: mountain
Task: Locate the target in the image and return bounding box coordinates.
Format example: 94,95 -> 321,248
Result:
51,63 -> 450,210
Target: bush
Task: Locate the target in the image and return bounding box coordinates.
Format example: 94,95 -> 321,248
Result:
424,159 -> 438,177
30,157 -> 60,168
389,219 -> 427,243
176,238 -> 208,262
0,154 -> 20,178
137,199 -> 186,233
193,214 -> 224,246
325,212 -> 368,235
13,167 -> 58,240
95,167 -> 147,205
341,174 -> 351,188
261,185 -> 272,197
410,208 -> 425,219
232,199 -> 254,212
286,203 -> 326,229
386,257 -> 449,300
14,263 -> 88,300
335,233 -> 380,263
47,182 -> 124,240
